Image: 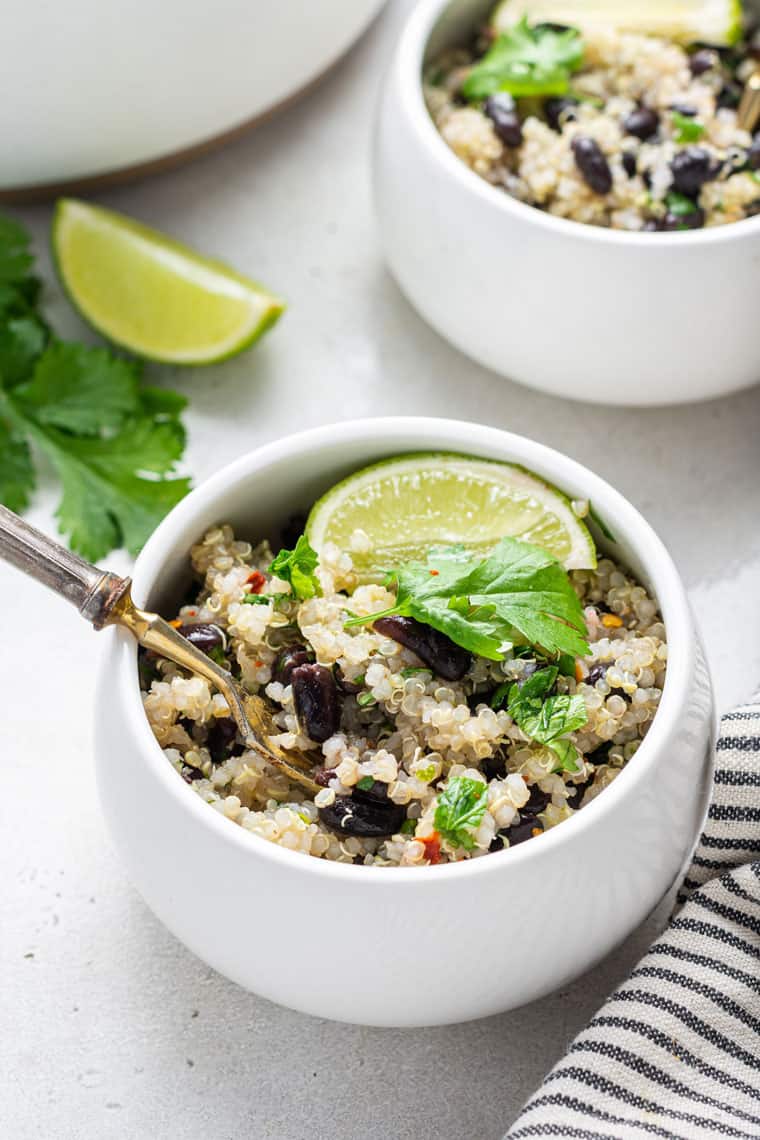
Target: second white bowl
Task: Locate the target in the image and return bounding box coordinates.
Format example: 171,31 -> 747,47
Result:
373,0 -> 760,405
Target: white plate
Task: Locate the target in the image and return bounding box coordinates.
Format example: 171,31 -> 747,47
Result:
1,0 -> 385,193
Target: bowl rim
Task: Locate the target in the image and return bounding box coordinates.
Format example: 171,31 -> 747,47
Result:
396,0 -> 760,247
115,415 -> 696,885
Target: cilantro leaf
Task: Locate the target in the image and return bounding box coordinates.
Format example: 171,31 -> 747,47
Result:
434,776 -> 488,850
348,537 -> 589,661
671,112 -> 705,143
269,534 -> 322,599
462,18 -> 584,100
505,666 -> 587,773
0,213 -> 191,560
13,342 -> 142,434
0,418 -> 35,513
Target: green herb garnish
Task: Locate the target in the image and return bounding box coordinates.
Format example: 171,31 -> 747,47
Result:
462,18 -> 584,100
671,111 -> 705,143
401,666 -> 430,678
504,666 -> 588,773
356,691 -> 377,708
356,776 -> 375,791
400,818 -> 417,835
269,534 -> 321,600
0,214 -> 190,559
665,191 -> 700,217
243,594 -> 273,605
434,776 -> 489,850
415,764 -> 437,783
346,537 -> 589,662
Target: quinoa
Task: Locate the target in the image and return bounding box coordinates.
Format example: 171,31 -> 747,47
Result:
425,23 -> 760,231
140,523 -> 667,867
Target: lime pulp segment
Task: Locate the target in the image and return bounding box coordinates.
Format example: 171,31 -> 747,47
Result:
52,199 -> 284,365
305,453 -> 597,580
492,0 -> 743,46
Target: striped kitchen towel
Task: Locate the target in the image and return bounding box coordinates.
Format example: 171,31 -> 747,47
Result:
506,692 -> 760,1140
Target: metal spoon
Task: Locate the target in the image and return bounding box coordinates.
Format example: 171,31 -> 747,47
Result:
0,504 -> 320,794
737,69 -> 760,134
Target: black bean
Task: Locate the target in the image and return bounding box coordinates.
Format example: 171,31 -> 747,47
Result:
318,795 -> 406,838
482,751 -> 507,782
273,644 -> 313,686
622,150 -> 638,178
622,105 -> 659,140
314,766 -> 337,787
352,779 -> 391,805
663,204 -> 705,231
333,665 -> 363,694
545,96 -> 580,132
524,785 -> 551,814
670,146 -> 714,196
291,664 -> 340,743
181,765 -> 203,784
373,616 -> 472,681
280,512 -> 308,550
689,49 -> 716,76
749,135 -> 760,171
717,81 -> 742,109
206,717 -> 238,764
489,834 -> 505,852
484,93 -> 523,147
176,622 -> 225,655
669,101 -> 697,117
572,137 -> 613,194
585,664 -> 607,686
505,815 -> 544,846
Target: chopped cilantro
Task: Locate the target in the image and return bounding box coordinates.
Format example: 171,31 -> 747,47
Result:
356,691 -> 377,708
462,18 -> 584,100
434,776 -> 489,850
346,537 -> 590,662
506,666 -> 587,773
671,112 -> 705,142
243,594 -> 273,605
401,666 -> 430,678
665,191 -> 700,217
0,213 -> 190,559
400,818 -> 417,835
356,776 -> 374,791
414,764 -> 437,783
269,534 -> 321,600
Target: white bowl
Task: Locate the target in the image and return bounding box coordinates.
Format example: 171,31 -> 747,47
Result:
95,417 -> 714,1026
373,0 -> 760,406
1,0 -> 385,195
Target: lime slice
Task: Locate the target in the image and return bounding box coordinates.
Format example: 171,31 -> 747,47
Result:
52,199 -> 284,365
306,453 -> 596,579
492,0 -> 743,46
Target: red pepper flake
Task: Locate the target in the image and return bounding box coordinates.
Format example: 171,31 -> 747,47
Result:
429,569 -> 439,576
254,660 -> 264,668
246,570 -> 266,594
421,833 -> 442,864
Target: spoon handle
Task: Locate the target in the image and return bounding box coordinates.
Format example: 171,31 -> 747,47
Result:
0,503 -> 129,625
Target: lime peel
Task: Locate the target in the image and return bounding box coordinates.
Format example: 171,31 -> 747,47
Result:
305,453 -> 597,580
492,0 -> 744,47
52,199 -> 284,365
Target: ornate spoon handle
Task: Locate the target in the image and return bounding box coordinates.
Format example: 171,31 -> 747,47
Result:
0,504 -> 319,793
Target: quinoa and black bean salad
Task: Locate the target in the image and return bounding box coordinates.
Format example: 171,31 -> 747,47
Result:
425,0 -> 760,230
140,457 -> 667,867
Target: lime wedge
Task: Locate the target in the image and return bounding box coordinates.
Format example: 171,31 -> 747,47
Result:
306,453 -> 596,579
492,0 -> 743,46
52,199 -> 284,365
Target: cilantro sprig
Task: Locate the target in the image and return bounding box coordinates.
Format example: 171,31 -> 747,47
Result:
671,112 -> 705,143
269,534 -> 322,600
346,537 -> 589,662
496,666 -> 588,773
434,776 -> 489,850
0,214 -> 190,559
462,18 -> 584,100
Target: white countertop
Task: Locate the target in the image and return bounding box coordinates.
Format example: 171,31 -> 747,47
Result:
3,3 -> 760,1137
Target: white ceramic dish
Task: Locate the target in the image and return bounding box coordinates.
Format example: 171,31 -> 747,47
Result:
373,0 -> 760,406
95,418 -> 714,1026
1,0 -> 385,195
